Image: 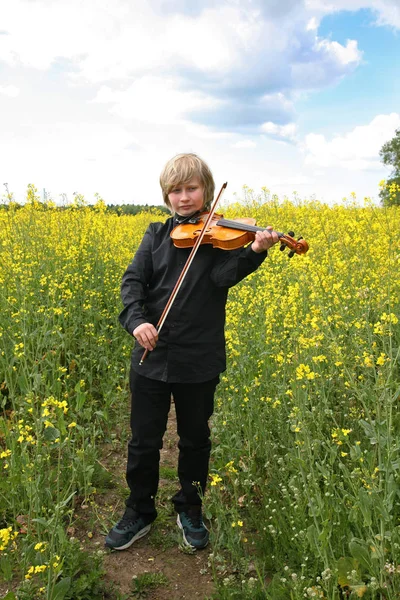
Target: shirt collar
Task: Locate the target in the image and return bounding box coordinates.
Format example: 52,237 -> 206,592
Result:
174,211 -> 201,225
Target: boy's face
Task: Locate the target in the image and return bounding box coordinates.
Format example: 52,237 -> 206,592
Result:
168,176 -> 205,216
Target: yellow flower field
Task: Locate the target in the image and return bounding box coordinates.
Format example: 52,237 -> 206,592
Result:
0,190 -> 399,599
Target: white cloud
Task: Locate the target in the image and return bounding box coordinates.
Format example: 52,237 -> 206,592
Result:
185,123 -> 232,140
0,0 -> 367,132
305,0 -> 400,28
0,122 -> 138,197
0,1 -> 254,78
304,113 -> 400,170
317,39 -> 361,66
374,0 -> 400,28
93,78 -> 223,125
0,84 -> 19,97
291,37 -> 362,90
232,140 -> 257,148
306,17 -> 319,30
270,174 -> 315,186
261,122 -> 297,141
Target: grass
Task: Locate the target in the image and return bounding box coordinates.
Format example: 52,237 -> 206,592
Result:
130,572 -> 169,598
159,465 -> 178,481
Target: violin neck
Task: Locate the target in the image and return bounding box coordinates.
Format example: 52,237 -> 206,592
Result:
216,218 -> 283,238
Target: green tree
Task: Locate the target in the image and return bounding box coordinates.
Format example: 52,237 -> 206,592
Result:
379,128 -> 400,206
106,203 -> 169,215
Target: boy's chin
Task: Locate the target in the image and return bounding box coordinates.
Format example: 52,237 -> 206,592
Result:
177,209 -> 199,217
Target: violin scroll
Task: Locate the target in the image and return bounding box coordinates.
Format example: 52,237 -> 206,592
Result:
279,231 -> 309,258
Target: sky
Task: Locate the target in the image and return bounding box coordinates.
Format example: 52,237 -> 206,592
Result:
1,0 -> 400,207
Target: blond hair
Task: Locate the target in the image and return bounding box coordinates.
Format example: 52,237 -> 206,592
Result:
159,153 -> 215,212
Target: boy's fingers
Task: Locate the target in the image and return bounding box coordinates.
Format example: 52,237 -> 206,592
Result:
143,331 -> 158,349
254,229 -> 278,250
133,323 -> 158,350
265,227 -> 279,245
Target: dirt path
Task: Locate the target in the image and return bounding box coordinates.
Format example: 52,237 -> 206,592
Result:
77,407 -> 216,600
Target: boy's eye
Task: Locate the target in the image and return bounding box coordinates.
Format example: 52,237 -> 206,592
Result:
170,184 -> 199,194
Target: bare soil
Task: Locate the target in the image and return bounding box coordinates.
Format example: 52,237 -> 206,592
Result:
75,407 -> 217,600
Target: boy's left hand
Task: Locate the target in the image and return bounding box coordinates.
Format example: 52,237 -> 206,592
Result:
251,226 -> 280,253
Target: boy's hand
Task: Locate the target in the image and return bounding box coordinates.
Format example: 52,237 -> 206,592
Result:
251,226 -> 279,253
133,323 -> 158,351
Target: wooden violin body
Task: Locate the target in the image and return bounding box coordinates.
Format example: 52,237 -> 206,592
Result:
171,213 -> 258,250
170,212 -> 309,256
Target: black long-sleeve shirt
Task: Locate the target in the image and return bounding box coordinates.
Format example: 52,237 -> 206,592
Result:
119,216 -> 268,383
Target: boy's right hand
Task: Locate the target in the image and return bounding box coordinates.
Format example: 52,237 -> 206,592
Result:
133,323 -> 159,351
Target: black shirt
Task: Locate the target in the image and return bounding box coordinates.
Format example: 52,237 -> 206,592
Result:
119,216 -> 268,383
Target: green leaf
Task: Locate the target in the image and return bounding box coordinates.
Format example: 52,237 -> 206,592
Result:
359,419 -> 377,445
1,592 -> 17,600
0,555 -> 13,581
306,524 -> 319,549
337,556 -> 360,587
43,426 -> 61,441
357,488 -> 372,527
50,577 -> 72,600
75,391 -> 86,411
349,540 -> 371,571
32,517 -> 51,527
17,373 -> 29,394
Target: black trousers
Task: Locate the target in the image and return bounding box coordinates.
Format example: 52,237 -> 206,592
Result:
126,369 -> 219,518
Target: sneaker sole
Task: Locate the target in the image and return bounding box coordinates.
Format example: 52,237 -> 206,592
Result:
176,515 -> 209,550
106,523 -> 151,551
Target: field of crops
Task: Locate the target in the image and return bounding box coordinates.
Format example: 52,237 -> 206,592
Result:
1,189 -> 400,599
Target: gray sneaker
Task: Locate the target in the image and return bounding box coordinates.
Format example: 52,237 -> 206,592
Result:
105,507 -> 152,551
177,506 -> 209,549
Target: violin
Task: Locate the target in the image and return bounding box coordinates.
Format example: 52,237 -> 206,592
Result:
171,212 -> 309,258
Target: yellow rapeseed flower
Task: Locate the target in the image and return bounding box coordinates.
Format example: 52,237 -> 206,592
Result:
210,474 -> 222,486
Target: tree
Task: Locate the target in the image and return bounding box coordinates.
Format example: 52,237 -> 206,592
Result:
379,128 -> 400,206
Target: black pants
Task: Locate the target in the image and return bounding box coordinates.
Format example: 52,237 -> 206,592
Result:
126,369 -> 219,518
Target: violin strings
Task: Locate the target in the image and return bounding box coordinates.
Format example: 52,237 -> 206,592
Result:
216,218 -> 284,238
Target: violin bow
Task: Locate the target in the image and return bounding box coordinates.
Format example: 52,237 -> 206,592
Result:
139,182 -> 228,365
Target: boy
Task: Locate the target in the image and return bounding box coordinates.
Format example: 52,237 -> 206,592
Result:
105,153 -> 279,551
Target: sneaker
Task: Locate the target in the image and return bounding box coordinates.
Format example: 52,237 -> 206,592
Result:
105,507 -> 152,551
177,506 -> 209,550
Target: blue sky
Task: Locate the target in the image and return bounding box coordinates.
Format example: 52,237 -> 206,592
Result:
0,0 -> 399,206
301,10 -> 400,130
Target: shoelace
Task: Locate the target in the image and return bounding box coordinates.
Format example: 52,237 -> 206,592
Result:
186,511 -> 202,529
117,511 -> 139,530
